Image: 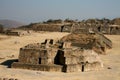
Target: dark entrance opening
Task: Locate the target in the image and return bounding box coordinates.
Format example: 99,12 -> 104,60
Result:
61,26 -> 64,32
54,52 -> 60,64
49,39 -> 53,44
54,50 -> 64,65
101,47 -> 105,52
116,27 -> 119,30
39,58 -> 41,64
98,26 -> 101,32
81,62 -> 84,72
82,64 -> 84,72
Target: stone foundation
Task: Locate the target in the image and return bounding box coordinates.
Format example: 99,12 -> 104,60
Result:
12,62 -> 63,72
11,39 -> 103,73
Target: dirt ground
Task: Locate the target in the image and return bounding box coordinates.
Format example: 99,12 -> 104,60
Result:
0,32 -> 120,80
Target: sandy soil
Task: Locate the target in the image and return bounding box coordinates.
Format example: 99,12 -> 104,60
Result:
0,32 -> 120,80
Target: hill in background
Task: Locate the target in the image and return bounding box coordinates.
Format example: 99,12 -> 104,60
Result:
0,19 -> 26,28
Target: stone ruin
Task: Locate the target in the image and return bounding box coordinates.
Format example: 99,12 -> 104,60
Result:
62,23 -> 120,35
19,22 -> 120,35
12,39 -> 103,72
61,33 -> 112,54
5,29 -> 31,36
31,24 -> 62,32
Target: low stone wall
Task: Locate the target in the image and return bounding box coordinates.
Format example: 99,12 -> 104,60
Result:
6,31 -> 30,36
63,64 -> 80,72
12,62 -> 63,72
84,62 -> 102,71
6,32 -> 20,36
33,24 -> 62,32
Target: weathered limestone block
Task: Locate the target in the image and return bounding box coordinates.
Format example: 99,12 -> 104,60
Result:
62,42 -> 72,48
65,57 -> 78,64
47,48 -> 58,57
63,49 -> 73,57
41,57 -> 47,64
19,48 -> 40,64
84,62 -> 102,71
63,64 -> 79,72
41,57 -> 55,65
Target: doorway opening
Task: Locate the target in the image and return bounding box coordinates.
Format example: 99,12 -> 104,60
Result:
81,62 -> 85,72
39,58 -> 41,64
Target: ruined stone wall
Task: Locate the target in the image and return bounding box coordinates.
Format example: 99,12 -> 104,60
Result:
96,32 -> 112,49
55,49 -> 78,65
19,48 -> 42,64
12,39 -> 103,72
12,62 -> 63,72
19,48 -> 58,65
92,25 -> 120,35
61,33 -> 96,49
61,24 -> 72,32
5,30 -> 30,36
61,33 -> 112,54
6,32 -> 20,36
70,23 -> 120,35
84,62 -> 102,71
32,24 -> 62,32
109,27 -> 120,35
63,64 -> 80,72
46,48 -> 58,64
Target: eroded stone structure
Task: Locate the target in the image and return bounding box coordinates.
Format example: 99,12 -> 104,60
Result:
62,23 -> 120,35
61,33 -> 112,54
31,24 -> 62,32
12,39 -> 103,72
5,29 -> 31,36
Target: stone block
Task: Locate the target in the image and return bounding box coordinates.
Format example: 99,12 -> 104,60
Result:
62,42 -> 71,48
63,64 -> 79,72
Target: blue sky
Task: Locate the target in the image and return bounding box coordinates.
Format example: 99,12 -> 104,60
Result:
0,0 -> 120,23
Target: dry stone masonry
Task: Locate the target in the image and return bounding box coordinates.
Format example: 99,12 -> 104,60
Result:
61,33 -> 112,54
12,38 -> 104,72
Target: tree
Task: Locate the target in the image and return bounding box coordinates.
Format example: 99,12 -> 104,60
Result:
64,18 -> 75,23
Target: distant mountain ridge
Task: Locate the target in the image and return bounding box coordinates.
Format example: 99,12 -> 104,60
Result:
0,19 -> 26,28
